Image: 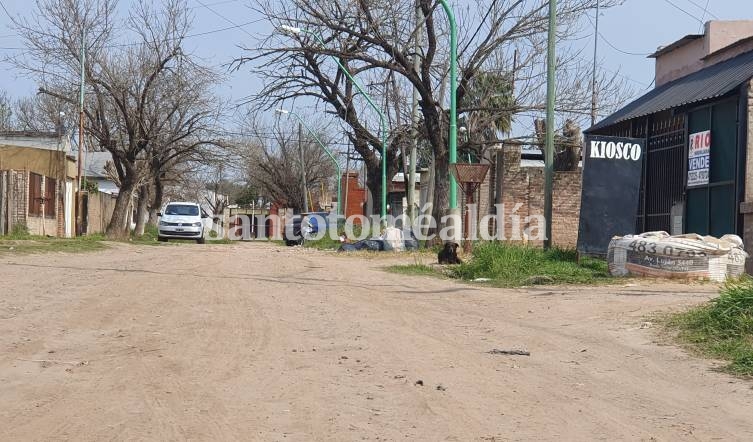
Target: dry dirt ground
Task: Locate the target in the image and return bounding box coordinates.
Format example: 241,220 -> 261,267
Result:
1,242 -> 752,441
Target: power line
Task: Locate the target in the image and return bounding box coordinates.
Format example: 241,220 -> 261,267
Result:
216,130 -> 354,147
584,13 -> 650,56
684,0 -> 718,20
697,0 -> 712,33
194,0 -> 255,40
0,0 -> 260,52
0,18 -> 266,52
662,0 -> 704,24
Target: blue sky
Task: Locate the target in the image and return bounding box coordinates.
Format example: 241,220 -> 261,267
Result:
0,0 -> 750,135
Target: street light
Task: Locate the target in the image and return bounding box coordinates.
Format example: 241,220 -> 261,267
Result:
275,108 -> 343,216
279,24 -> 388,224
437,0 -> 459,210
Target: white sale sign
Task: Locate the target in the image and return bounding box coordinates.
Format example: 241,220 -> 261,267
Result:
688,130 -> 711,187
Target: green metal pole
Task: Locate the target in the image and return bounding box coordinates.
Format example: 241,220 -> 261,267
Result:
544,0 -> 556,249
301,29 -> 388,222
288,111 -> 342,216
438,0 -> 458,210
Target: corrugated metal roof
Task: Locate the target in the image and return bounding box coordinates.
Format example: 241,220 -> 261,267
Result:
588,49 -> 753,132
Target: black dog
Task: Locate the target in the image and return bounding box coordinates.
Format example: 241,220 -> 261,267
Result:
438,242 -> 462,265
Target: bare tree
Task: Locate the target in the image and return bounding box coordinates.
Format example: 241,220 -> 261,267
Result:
240,120 -> 336,213
237,0 -> 629,227
0,90 -> 13,131
13,94 -> 77,134
12,0 -> 224,238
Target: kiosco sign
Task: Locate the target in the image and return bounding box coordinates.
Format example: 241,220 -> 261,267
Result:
577,135 -> 646,256
589,140 -> 642,161
688,130 -> 711,187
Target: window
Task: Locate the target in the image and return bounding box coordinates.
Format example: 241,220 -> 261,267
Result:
45,177 -> 56,219
28,173 -> 42,217
164,204 -> 200,216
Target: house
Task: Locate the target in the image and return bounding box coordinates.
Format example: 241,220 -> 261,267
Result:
0,131 -> 77,237
83,151 -> 119,195
586,20 -> 753,267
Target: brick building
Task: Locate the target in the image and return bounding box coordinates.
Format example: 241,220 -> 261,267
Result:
0,132 -> 77,237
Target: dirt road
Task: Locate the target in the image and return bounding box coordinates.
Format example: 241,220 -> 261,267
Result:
1,242 -> 752,441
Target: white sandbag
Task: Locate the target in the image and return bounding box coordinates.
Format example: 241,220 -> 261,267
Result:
608,231 -> 748,282
382,227 -> 405,252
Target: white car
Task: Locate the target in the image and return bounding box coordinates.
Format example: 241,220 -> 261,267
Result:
157,202 -> 207,244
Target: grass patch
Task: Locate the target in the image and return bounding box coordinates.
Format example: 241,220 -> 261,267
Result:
451,243 -> 611,287
389,242 -> 613,287
0,234 -> 108,255
666,277 -> 753,376
129,225 -> 162,245
387,263 -> 443,277
303,235 -> 342,251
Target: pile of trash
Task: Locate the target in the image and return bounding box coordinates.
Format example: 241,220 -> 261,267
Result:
338,227 -> 419,253
608,231 -> 748,282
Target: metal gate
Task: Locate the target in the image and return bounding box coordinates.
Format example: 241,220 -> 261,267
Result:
642,111 -> 686,232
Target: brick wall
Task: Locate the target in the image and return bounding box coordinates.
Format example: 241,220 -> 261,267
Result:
0,170 -> 72,237
9,170 -> 27,231
26,175 -> 59,236
340,173 -> 367,222
492,145 -> 583,248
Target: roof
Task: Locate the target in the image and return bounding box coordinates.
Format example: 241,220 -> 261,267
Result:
648,34 -> 703,58
83,151 -> 113,179
0,131 -> 72,152
588,49 -> 753,132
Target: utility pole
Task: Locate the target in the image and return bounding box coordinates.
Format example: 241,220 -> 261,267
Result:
544,0 -> 556,250
408,3 -> 424,224
591,0 -> 600,127
298,122 -> 309,213
76,29 -> 86,236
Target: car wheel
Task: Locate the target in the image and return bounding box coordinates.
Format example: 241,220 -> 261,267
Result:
196,237 -> 205,244
158,236 -> 168,242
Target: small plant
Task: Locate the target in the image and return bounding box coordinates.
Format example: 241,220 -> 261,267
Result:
82,180 -> 99,193
7,223 -> 30,239
667,277 -> 753,376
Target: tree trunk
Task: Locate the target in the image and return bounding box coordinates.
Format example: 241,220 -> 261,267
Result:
365,162 -> 383,219
148,178 -> 163,226
431,150 -> 450,234
134,184 -> 149,236
106,180 -> 136,239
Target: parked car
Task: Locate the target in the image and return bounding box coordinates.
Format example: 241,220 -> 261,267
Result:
284,211 -> 330,246
157,202 -> 208,244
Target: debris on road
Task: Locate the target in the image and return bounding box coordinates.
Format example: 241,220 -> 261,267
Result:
488,349 -> 531,356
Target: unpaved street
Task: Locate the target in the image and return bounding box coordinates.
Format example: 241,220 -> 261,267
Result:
1,242 -> 752,441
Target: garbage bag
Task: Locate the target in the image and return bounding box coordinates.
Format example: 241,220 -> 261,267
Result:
382,227 -> 404,252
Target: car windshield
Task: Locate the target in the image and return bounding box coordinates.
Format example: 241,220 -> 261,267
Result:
165,204 -> 199,216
